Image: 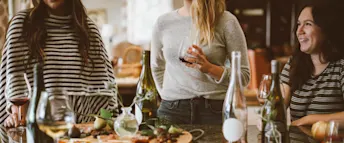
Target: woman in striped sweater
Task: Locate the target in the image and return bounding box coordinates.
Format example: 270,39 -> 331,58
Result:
1,0 -> 118,127
280,0 -> 344,126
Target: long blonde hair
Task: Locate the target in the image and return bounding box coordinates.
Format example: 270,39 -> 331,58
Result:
191,0 -> 226,45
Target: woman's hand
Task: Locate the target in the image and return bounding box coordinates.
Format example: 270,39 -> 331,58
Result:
291,114 -> 328,126
184,45 -> 212,73
297,125 -> 313,137
4,104 -> 27,128
4,113 -> 19,128
183,45 -> 225,80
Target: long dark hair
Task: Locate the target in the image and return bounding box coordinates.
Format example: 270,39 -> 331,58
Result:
23,0 -> 92,67
290,0 -> 344,92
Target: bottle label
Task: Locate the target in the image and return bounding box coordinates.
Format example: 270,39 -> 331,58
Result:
223,118 -> 244,142
135,104 -> 143,125
145,91 -> 155,100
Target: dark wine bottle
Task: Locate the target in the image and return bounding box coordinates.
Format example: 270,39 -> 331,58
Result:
262,60 -> 288,143
222,51 -> 247,143
135,50 -> 159,125
26,63 -> 54,142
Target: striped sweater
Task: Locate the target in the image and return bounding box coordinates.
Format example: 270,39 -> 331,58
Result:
0,11 -> 118,123
280,58 -> 344,121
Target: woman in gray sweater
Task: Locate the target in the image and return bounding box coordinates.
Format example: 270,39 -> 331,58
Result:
151,0 -> 250,124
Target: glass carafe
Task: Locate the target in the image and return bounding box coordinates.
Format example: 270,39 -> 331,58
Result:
114,107 -> 139,137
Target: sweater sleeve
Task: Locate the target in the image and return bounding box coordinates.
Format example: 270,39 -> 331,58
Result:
220,13 -> 251,87
0,11 -> 29,124
150,18 -> 165,95
280,58 -> 292,85
87,18 -> 118,111
0,36 -> 10,125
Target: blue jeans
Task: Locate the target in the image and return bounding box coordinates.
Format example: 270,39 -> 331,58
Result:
157,97 -> 223,125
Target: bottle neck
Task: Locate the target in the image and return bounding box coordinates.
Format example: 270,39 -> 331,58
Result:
230,55 -> 241,82
142,51 -> 151,72
121,107 -> 132,115
271,62 -> 280,89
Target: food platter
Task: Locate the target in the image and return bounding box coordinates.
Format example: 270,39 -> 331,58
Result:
149,131 -> 192,143
96,131 -> 192,143
60,123 -> 193,143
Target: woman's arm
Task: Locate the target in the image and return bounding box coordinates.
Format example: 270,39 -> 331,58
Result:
185,12 -> 250,86
150,18 -> 165,94
88,18 -> 118,111
281,83 -> 291,107
291,112 -> 344,126
0,11 -> 30,125
223,13 -> 251,87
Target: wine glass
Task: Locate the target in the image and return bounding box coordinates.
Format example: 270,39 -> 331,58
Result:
36,90 -> 74,143
257,74 -> 272,105
178,36 -> 196,64
324,120 -> 344,142
5,73 -> 32,129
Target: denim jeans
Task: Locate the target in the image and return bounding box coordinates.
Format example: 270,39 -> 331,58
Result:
157,97 -> 223,125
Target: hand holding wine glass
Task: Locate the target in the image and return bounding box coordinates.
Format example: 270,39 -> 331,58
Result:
178,36 -> 196,65
4,73 -> 32,128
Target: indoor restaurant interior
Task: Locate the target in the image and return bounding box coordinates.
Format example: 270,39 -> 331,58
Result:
0,0 -> 343,142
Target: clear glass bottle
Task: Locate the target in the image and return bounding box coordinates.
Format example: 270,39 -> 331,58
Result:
114,107 -> 139,137
265,122 -> 282,143
222,51 -> 247,143
135,50 -> 159,125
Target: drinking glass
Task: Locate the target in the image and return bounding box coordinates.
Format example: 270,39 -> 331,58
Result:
5,73 -> 32,129
257,74 -> 272,105
178,36 -> 197,64
324,120 -> 344,143
36,90 -> 74,143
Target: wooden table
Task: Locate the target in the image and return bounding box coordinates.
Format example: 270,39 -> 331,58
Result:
0,124 -> 319,143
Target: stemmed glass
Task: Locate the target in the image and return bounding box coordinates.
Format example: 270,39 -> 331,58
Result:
5,73 -> 32,129
178,36 -> 196,64
36,90 -> 74,143
324,120 -> 344,142
257,74 -> 272,105
256,74 -> 272,130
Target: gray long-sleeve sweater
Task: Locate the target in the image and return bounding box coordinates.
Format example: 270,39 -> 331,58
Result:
151,10 -> 250,100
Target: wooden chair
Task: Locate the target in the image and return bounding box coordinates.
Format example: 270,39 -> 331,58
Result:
111,42 -> 142,78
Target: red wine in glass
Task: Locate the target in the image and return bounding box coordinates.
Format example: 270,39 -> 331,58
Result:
9,97 -> 30,106
179,57 -> 193,64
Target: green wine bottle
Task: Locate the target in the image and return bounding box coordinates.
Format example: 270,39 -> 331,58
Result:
26,63 -> 54,142
262,60 -> 288,143
135,50 -> 159,125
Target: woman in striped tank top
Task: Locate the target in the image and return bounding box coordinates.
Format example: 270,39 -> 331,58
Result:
1,0 -> 118,127
280,0 -> 344,126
